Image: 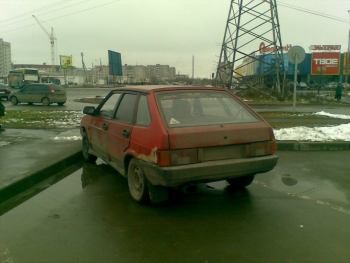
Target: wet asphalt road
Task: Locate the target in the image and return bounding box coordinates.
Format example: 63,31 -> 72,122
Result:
2,87 -> 350,114
1,151 -> 350,263
3,88 -> 113,111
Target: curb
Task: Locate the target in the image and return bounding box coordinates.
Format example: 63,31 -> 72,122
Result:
0,151 -> 83,204
277,141 -> 350,151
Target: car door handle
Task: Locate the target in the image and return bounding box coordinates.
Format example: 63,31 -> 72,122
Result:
122,129 -> 130,138
102,123 -> 109,131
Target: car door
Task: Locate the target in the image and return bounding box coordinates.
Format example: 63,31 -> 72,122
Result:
18,86 -> 31,102
88,92 -> 122,160
29,85 -> 41,103
106,93 -> 139,174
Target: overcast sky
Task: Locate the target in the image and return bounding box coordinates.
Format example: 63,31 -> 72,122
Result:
0,0 -> 349,77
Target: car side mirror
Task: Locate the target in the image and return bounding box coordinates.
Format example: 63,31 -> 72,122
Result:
83,106 -> 96,115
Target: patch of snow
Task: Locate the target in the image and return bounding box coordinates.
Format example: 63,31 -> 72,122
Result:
313,111 -> 350,120
274,123 -> 350,141
52,136 -> 81,141
0,141 -> 10,147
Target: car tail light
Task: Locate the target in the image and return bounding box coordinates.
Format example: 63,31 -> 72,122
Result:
49,85 -> 55,94
157,151 -> 171,167
248,141 -> 275,157
157,149 -> 198,167
271,140 -> 277,155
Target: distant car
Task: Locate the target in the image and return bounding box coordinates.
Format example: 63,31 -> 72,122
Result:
288,81 -> 310,90
80,86 -> 278,203
298,82 -> 309,89
9,83 -> 67,106
0,83 -> 11,100
324,82 -> 338,90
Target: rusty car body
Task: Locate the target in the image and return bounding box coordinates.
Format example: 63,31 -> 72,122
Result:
80,86 -> 278,203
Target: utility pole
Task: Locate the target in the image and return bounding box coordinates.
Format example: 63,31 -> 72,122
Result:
345,10 -> 350,83
32,15 -> 56,65
192,55 -> 195,80
348,10 -> 350,53
81,52 -> 88,84
216,0 -> 284,93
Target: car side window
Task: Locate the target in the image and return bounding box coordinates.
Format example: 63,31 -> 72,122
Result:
115,93 -> 138,123
136,95 -> 151,126
100,93 -> 121,118
21,86 -> 31,93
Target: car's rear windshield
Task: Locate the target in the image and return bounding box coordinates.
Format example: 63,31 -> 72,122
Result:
156,90 -> 259,127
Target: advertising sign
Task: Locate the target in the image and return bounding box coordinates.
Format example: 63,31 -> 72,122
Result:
60,55 -> 73,68
108,50 -> 123,76
259,42 -> 292,54
311,52 -> 340,75
344,52 -> 350,75
309,45 -> 341,52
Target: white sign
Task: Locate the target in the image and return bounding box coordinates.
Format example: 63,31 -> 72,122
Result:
309,45 -> 341,51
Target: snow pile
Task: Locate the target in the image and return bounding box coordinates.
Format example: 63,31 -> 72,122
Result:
0,141 -> 10,147
314,111 -> 350,120
52,136 -> 81,141
274,123 -> 350,141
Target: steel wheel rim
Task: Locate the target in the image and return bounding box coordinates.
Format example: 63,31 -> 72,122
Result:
129,164 -> 145,200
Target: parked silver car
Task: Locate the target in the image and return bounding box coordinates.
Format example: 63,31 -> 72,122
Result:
9,83 -> 67,106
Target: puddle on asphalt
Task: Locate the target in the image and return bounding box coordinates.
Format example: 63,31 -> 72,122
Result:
256,172 -> 350,214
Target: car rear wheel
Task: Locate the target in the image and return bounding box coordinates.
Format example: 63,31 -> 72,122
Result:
57,102 -> 65,106
10,96 -> 18,105
226,174 -> 255,188
42,97 -> 50,106
128,159 -> 149,203
82,133 -> 97,163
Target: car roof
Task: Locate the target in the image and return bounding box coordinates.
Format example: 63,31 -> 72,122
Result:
111,85 -> 227,93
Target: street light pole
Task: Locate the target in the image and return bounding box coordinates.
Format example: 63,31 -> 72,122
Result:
293,55 -> 297,110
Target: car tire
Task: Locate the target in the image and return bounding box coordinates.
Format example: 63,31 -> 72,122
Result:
10,96 -> 18,105
57,102 -> 65,106
82,133 -> 97,163
28,102 -> 33,105
226,174 -> 255,188
42,97 -> 50,106
128,159 -> 149,203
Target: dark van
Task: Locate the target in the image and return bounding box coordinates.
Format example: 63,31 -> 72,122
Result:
9,83 -> 67,106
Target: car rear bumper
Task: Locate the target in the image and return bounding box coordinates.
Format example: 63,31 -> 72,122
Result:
142,155 -> 278,187
50,95 -> 66,103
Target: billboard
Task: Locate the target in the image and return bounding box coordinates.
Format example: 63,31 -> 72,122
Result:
59,55 -> 73,68
108,50 -> 122,76
309,45 -> 341,52
344,52 -> 350,75
311,52 -> 340,75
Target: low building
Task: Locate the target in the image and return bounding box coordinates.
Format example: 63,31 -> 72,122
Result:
0,38 -> 11,78
122,64 -> 176,84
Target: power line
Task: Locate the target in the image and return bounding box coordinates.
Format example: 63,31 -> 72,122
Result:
277,1 -> 349,24
0,0 -> 67,24
0,0 -> 120,35
0,0 -> 95,27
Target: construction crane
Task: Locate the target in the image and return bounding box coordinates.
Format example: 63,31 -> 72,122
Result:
32,15 -> 56,65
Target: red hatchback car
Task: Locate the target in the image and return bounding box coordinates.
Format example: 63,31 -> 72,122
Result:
80,86 -> 278,203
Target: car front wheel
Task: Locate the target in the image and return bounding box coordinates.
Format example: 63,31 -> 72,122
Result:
226,174 -> 255,188
128,159 -> 149,203
82,133 -> 97,163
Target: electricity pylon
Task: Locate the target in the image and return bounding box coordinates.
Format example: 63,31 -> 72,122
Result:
216,0 -> 284,94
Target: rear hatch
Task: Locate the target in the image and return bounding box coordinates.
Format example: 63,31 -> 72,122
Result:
50,85 -> 66,96
156,89 -> 275,165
